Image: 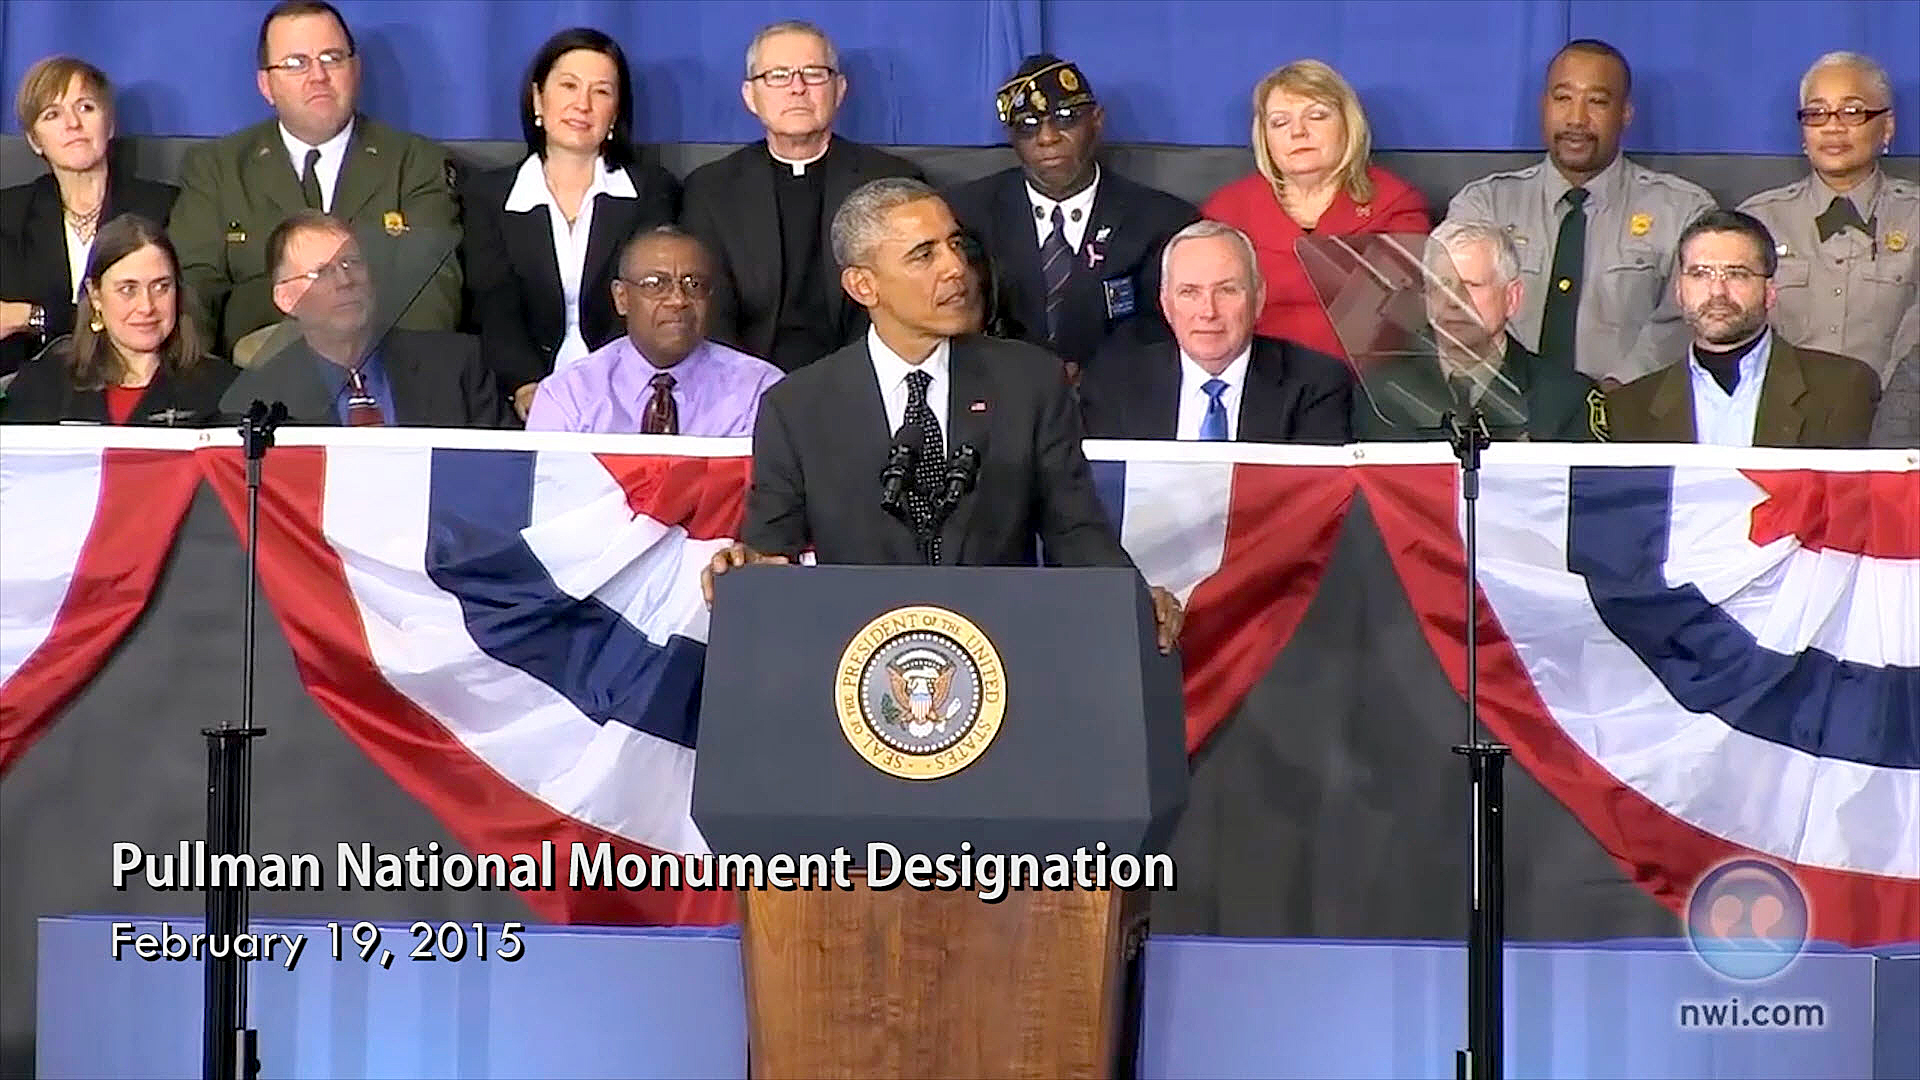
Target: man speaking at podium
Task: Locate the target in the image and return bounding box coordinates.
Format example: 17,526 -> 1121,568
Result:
704,177 -> 1182,650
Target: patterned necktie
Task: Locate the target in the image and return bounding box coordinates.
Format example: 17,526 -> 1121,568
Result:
300,148 -> 324,210
1041,205 -> 1074,348
345,367 -> 383,427
1538,186 -> 1588,366
1199,378 -> 1229,441
1814,196 -> 1876,243
641,372 -> 678,435
902,369 -> 946,563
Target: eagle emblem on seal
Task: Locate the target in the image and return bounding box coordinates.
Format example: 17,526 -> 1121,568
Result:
882,649 -> 961,738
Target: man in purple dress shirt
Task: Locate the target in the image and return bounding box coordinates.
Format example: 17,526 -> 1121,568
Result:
526,226 -> 783,434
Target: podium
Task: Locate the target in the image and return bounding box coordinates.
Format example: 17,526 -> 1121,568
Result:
694,566 -> 1188,1079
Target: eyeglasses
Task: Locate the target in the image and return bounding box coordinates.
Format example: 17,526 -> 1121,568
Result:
1680,264 -> 1766,285
1796,105 -> 1890,127
275,254 -> 366,287
748,65 -> 838,88
619,273 -> 712,300
262,48 -> 355,75
1010,106 -> 1094,138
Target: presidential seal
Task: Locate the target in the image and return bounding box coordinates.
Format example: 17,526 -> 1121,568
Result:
835,606 -> 1006,780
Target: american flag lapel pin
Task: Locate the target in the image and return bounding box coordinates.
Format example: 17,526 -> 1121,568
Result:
969,400 -> 988,412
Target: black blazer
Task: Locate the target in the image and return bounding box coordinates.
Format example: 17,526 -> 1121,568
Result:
680,138 -> 923,366
1,338 -> 237,426
460,158 -> 679,391
945,167 -> 1197,370
1080,334 -> 1354,444
0,169 -> 179,375
221,329 -> 512,429
745,333 -> 1131,569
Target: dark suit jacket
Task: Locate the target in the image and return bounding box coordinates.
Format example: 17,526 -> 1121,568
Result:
222,329 -> 511,429
460,158 -> 679,391
945,167 -> 1197,369
745,334 -> 1131,568
0,168 -> 178,375
1079,334 -> 1353,443
1,338 -> 236,426
1351,335 -> 1606,443
680,138 -> 922,366
1607,338 -> 1880,448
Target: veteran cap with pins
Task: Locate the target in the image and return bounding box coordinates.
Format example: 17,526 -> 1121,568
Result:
996,53 -> 1097,126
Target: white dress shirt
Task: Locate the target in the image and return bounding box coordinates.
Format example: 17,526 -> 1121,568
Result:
504,155 -> 639,370
277,119 -> 355,211
1026,165 -> 1101,252
868,325 -> 951,445
1175,345 -> 1252,441
1688,331 -> 1771,447
63,219 -> 91,302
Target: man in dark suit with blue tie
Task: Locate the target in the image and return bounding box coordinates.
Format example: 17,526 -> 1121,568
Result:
1079,220 -> 1353,443
702,178 -> 1182,650
945,55 -> 1197,381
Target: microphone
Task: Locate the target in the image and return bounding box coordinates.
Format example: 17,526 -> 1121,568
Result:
879,423 -> 921,518
939,443 -> 982,512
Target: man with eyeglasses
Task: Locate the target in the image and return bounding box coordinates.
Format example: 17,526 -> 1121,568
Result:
169,0 -> 461,356
679,20 -> 923,373
1446,39 -> 1716,388
526,226 -> 782,434
946,54 -> 1196,382
225,210 -> 506,427
1607,209 -> 1878,447
1740,51 -> 1917,390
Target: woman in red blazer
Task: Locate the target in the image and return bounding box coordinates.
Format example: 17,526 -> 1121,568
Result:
1202,60 -> 1429,358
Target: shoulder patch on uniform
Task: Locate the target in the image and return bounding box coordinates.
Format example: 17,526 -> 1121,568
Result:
1587,387 -> 1611,442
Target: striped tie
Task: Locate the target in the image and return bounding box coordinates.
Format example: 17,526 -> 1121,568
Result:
345,367 -> 383,426
1041,205 -> 1073,348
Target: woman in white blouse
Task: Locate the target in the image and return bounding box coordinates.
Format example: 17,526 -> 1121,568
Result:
0,55 -> 177,378
461,28 -> 679,419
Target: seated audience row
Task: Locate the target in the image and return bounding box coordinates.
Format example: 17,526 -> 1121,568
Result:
0,1 -> 1912,448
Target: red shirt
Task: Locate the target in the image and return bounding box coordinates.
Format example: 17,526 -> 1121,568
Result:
103,384 -> 147,425
1201,165 -> 1430,358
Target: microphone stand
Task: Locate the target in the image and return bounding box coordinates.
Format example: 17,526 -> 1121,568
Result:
203,402 -> 280,1080
1444,406 -> 1509,1080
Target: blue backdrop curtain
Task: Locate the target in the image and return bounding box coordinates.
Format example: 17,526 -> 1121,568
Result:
2,0 -> 1916,154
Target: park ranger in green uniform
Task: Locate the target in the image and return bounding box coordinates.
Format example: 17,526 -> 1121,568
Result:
1739,51 -> 1916,390
1446,39 -> 1715,390
168,0 -> 461,355
1352,220 -> 1607,442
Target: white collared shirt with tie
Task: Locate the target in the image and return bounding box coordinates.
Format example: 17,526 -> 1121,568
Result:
277,119 -> 355,211
1026,165 -> 1101,253
1687,331 -> 1772,447
1176,345 -> 1251,440
867,326 -> 952,441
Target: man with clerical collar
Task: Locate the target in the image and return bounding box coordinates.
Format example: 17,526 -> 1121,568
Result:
1608,210 -> 1879,447
1080,220 -> 1353,444
701,177 -> 1183,651
526,226 -> 783,435
679,20 -> 924,372
1740,51 -> 1916,389
1351,220 -> 1606,442
228,210 -> 508,428
946,53 -> 1197,380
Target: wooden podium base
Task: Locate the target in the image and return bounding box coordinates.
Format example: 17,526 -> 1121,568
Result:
741,877 -> 1146,1079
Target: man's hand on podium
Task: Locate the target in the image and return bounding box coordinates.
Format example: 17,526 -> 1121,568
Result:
1149,586 -> 1184,654
701,543 -> 792,607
